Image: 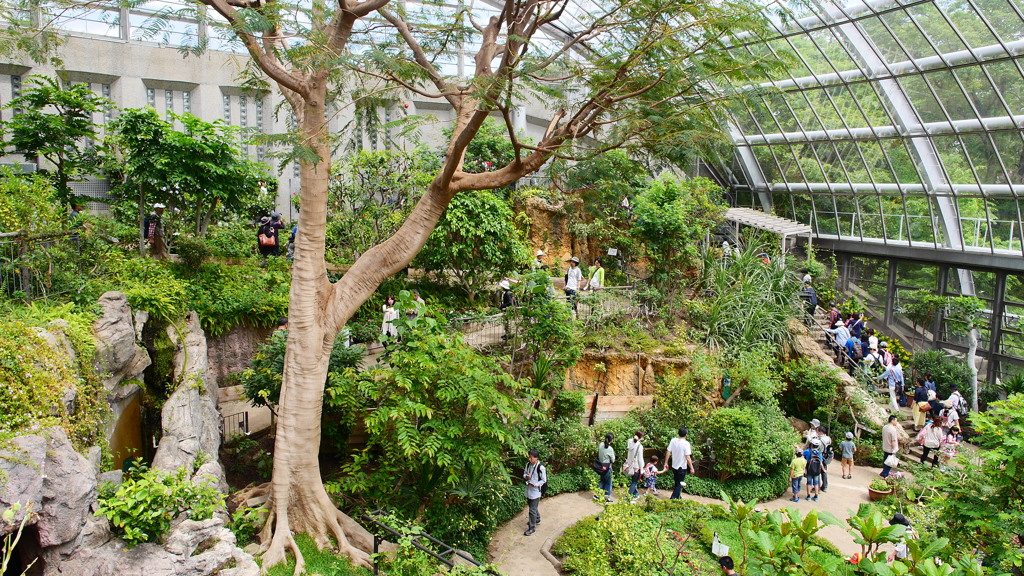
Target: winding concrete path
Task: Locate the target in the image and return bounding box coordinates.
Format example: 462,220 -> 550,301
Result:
489,463 -> 886,576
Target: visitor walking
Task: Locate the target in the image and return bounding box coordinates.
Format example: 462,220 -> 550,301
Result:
878,356 -> 904,412
664,427 -> 694,499
839,432 -> 856,479
912,380 -> 929,431
939,426 -> 960,471
818,427 -> 833,492
624,430 -> 645,499
499,280 -> 515,339
881,415 -> 900,478
804,419 -> 821,445
564,257 -> 583,312
789,449 -> 806,502
586,258 -> 605,291
522,449 -> 546,536
381,295 -> 399,340
594,433 -> 615,502
640,455 -> 667,497
916,418 -> 943,467
803,438 -> 823,501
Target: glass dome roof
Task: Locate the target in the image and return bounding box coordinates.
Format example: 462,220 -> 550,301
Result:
719,0 -> 1024,259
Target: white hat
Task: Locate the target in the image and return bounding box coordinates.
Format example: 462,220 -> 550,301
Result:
153,203 -> 166,209
845,431 -> 854,439
536,250 -> 544,256
810,419 -> 821,427
879,341 -> 888,347
499,280 -> 510,290
834,321 -> 844,328
568,256 -> 580,264
810,438 -> 821,447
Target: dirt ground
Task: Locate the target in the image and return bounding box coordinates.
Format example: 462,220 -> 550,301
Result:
489,463 -> 887,576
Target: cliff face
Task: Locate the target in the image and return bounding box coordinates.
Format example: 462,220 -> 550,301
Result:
519,195 -> 598,266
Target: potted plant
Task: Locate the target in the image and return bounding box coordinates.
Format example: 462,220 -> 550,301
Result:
868,478 -> 893,500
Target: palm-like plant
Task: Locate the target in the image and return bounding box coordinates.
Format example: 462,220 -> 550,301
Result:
688,237 -> 798,352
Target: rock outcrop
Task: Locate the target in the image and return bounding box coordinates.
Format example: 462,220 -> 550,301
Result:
206,325 -> 274,389
94,292 -> 151,398
0,429 -> 94,549
567,351 -> 690,395
152,311 -> 227,492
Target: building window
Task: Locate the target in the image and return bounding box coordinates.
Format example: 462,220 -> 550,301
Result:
240,95 -> 248,127
146,88 -> 155,108
11,75 -> 21,99
165,90 -> 174,120
101,84 -> 112,123
255,98 -> 264,132
182,91 -> 191,114
222,94 -> 231,124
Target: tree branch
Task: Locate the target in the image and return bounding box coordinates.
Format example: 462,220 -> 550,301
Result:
378,8 -> 461,109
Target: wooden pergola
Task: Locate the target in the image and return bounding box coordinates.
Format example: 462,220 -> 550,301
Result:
724,207 -> 813,256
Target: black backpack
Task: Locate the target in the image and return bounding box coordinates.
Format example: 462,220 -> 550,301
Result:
539,464 -> 548,497
805,452 -> 823,476
822,441 -> 835,461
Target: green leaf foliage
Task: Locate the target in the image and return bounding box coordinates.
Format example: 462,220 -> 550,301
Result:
413,191 -> 531,303
96,463 -> 224,547
779,358 -> 843,423
701,403 -> 796,482
631,176 -> 727,289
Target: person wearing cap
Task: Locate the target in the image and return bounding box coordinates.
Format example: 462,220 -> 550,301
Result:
564,257 -> 583,312
145,203 -> 168,258
499,280 -> 515,339
531,250 -> 545,271
825,321 -> 851,364
258,212 -> 286,257
839,431 -> 857,479
886,513 -> 914,562
585,258 -> 605,291
805,419 -> 821,445
878,355 -> 904,413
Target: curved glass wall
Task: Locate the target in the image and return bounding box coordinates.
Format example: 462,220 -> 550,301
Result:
722,0 -> 1024,259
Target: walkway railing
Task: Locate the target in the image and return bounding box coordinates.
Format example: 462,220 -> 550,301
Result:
221,410 -> 249,438
361,510 -> 501,575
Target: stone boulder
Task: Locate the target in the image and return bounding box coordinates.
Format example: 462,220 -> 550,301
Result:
48,516 -> 259,576
93,291 -> 150,399
0,428 -> 95,548
152,312 -> 226,491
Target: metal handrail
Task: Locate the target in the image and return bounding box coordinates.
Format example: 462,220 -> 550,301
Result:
360,510 -> 501,575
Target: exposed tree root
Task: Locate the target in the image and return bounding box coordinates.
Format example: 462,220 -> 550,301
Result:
255,483 -> 376,575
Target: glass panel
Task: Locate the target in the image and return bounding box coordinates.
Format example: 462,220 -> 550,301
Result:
960,133 -> 1003,185
990,131 -> 1024,185
956,66 -> 1007,119
859,141 -> 897,184
754,146 -> 782,182
988,198 -> 1021,251
835,195 -> 859,238
897,261 -> 938,290
926,71 -> 976,121
860,14 -> 918,62
904,2 -> 970,54
985,61 -> 1024,116
936,136 -> 977,184
905,195 -> 938,244
939,1 -> 1000,49
880,195 -> 907,241
898,75 -> 946,124
957,196 -> 991,248
979,0 -> 1024,42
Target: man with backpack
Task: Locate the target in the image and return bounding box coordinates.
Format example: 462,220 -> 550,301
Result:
522,449 -> 547,536
803,439 -> 824,501
817,427 -> 834,492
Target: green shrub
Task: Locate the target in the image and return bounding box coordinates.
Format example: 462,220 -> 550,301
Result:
96,464 -> 224,546
423,479 -> 522,561
551,389 -> 587,421
545,466 -> 592,495
683,462 -> 790,503
906,349 -> 971,398
779,358 -> 842,422
105,256 -> 190,322
204,223 -> 259,259
173,235 -> 211,270
228,505 -> 265,546
521,418 -> 594,472
184,261 -> 290,337
701,403 -> 795,481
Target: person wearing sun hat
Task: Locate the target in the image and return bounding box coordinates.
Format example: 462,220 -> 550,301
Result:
531,249 -> 545,270
564,256 -> 582,312
499,279 -> 515,339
